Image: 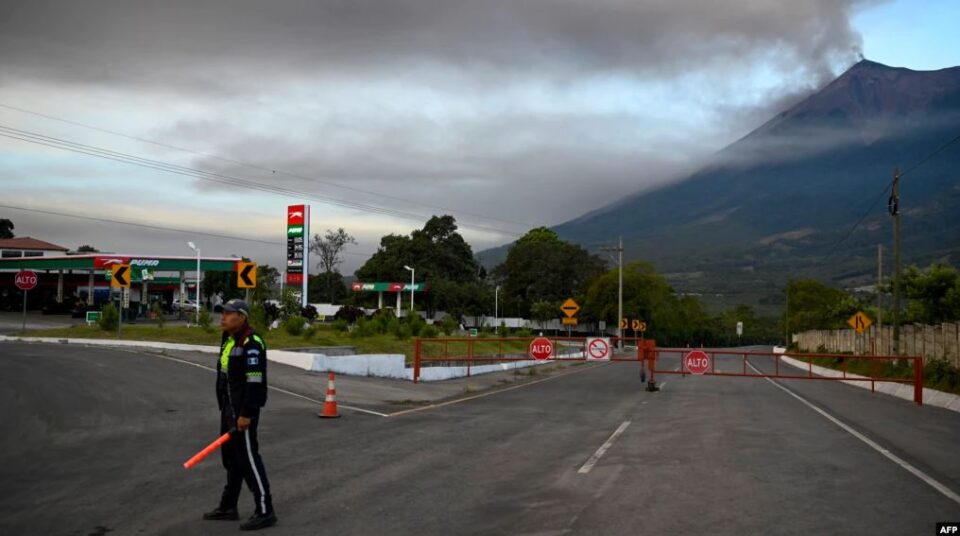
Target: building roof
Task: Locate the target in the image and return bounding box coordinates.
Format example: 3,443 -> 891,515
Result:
0,237 -> 69,251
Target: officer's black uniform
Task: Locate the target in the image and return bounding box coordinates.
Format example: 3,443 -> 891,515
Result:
216,323 -> 274,518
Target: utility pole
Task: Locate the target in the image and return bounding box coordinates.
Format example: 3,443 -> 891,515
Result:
784,279 -> 790,348
890,169 -> 901,355
877,244 -> 883,355
601,237 -> 624,349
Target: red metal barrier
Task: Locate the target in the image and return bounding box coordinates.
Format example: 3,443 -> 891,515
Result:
412,336 -> 654,383
650,348 -> 924,405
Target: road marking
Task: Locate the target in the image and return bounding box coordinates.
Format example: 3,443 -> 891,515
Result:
388,363 -> 601,417
130,349 -> 391,417
578,421 -> 631,474
659,382 -> 667,391
747,360 -> 960,507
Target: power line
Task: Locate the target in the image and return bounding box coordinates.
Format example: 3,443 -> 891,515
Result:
822,131 -> 960,258
0,203 -> 372,258
0,124 -> 525,237
0,102 -> 536,230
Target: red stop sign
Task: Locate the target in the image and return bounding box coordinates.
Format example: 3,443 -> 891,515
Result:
684,350 -> 711,375
15,270 -> 38,291
529,337 -> 554,360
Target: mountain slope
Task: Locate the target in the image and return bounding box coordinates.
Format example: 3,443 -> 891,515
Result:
484,60 -> 960,313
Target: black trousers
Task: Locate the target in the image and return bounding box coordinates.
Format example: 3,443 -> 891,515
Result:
219,407 -> 273,515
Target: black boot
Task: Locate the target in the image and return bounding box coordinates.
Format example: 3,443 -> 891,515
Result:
239,511 -> 278,531
202,506 -> 239,521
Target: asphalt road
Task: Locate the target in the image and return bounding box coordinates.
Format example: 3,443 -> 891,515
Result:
2,342 -> 959,535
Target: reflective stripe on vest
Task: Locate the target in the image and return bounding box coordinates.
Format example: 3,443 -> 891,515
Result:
220,338 -> 236,372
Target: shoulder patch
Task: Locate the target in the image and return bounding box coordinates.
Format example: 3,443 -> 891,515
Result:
247,357 -> 259,365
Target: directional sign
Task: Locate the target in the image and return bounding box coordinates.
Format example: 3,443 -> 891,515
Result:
620,318 -> 628,330
847,311 -> 872,334
736,321 -> 743,337
631,319 -> 647,332
560,298 -> 580,318
122,287 -> 131,308
684,350 -> 711,375
562,317 -> 578,326
237,261 -> 257,289
586,337 -> 611,361
14,270 -> 38,291
529,337 -> 554,360
111,264 -> 131,288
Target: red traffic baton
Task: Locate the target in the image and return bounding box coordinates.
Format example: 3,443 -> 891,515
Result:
183,431 -> 233,469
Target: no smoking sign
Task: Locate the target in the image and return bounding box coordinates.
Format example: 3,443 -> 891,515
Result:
586,337 -> 611,361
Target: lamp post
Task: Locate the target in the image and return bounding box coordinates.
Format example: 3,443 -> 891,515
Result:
187,241 -> 201,323
403,265 -> 415,313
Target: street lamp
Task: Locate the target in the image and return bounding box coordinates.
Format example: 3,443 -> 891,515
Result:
403,265 -> 415,313
187,241 -> 201,322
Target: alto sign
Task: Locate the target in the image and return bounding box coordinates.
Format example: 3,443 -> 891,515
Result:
684,350 -> 711,375
529,337 -> 554,360
15,270 -> 38,291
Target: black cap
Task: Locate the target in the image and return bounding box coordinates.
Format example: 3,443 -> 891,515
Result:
219,299 -> 250,317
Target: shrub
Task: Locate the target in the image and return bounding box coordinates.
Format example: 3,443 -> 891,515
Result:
284,315 -> 306,336
98,303 -> 119,331
198,308 -> 214,332
515,328 -> 532,338
152,303 -> 165,330
302,324 -> 317,340
441,316 -> 459,336
334,305 -> 366,323
394,323 -> 412,340
332,319 -> 349,333
301,305 -> 318,321
248,304 -> 269,333
407,313 -> 426,337
420,325 -> 439,338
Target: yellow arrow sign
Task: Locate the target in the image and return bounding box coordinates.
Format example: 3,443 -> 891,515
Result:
111,264 -> 131,288
560,298 -> 580,318
237,261 -> 257,289
847,311 -> 872,334
620,318 -> 629,330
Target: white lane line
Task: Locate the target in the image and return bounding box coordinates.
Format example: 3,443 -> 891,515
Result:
135,350 -> 390,417
746,360 -> 960,507
578,421 -> 631,474
659,382 -> 667,391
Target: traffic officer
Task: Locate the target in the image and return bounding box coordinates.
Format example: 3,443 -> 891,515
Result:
203,299 -> 278,531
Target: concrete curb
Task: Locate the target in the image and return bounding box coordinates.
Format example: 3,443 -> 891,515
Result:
779,354 -> 960,413
0,335 -> 563,381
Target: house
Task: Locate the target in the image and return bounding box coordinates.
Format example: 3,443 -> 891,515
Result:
0,237 -> 69,259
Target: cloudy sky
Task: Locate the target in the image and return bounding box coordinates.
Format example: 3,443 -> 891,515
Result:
1,0 -> 959,273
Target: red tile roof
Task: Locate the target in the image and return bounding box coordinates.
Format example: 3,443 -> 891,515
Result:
0,237 -> 69,251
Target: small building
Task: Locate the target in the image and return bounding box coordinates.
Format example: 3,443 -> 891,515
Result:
0,237 -> 69,259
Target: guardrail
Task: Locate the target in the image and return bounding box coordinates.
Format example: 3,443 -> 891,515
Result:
650,348 -> 924,405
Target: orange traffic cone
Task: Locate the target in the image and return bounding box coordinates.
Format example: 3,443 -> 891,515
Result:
319,371 -> 341,418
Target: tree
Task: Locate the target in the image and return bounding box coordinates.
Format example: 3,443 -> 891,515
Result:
899,263 -> 960,324
494,228 -> 605,317
0,218 -> 13,239
251,264 -> 280,305
784,279 -> 860,333
76,245 -> 99,253
354,215 -> 483,314
310,228 -> 357,304
309,272 -> 348,303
